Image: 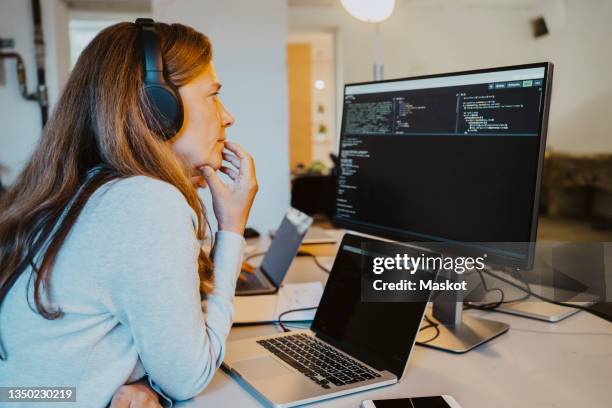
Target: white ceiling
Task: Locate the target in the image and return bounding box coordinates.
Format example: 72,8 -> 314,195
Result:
64,0 -> 150,12
64,0 -> 549,13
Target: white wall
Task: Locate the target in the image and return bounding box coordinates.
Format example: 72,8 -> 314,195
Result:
68,10 -> 152,68
0,0 -> 70,185
153,0 -> 290,233
289,0 -> 612,154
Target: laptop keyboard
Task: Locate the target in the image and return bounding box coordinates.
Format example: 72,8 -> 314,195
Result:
256,333 -> 381,389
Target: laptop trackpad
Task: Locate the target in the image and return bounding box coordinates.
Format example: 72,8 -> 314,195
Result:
234,356 -> 293,380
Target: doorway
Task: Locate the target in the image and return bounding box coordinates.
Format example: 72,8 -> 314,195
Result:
287,31 -> 336,175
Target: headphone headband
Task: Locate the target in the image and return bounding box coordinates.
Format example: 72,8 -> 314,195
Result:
134,18 -> 183,140
135,18 -> 164,84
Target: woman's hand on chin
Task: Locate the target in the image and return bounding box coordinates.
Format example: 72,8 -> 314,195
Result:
200,141 -> 258,236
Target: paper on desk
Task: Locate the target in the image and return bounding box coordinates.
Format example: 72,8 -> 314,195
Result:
233,294 -> 277,324
274,282 -> 323,321
233,282 -> 323,324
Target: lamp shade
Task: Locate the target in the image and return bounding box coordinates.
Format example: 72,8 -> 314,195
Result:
340,0 -> 396,23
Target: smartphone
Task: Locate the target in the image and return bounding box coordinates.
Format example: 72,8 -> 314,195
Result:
362,396 -> 462,408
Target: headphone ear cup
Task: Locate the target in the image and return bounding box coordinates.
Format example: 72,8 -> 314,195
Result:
143,84 -> 184,140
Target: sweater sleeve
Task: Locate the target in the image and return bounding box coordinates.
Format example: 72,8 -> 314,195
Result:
95,177 -> 244,401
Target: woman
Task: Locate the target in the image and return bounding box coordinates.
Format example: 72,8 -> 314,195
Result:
0,20 -> 257,407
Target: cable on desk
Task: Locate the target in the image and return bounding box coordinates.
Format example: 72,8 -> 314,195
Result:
480,268 -> 612,323
475,269 -> 505,309
415,314 -> 440,346
297,251 -> 331,274
244,251 -> 330,274
463,268 -> 530,311
276,306 -> 318,333
280,322 -> 312,331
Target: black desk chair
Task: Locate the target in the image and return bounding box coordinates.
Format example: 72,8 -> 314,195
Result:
291,173 -> 336,218
291,154 -> 338,219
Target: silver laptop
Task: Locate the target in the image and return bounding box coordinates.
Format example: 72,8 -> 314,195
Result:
236,208 -> 312,296
224,234 -> 437,407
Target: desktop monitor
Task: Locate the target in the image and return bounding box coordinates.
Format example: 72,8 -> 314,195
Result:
333,63 -> 553,271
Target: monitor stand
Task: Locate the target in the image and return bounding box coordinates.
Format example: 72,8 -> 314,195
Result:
490,242 -> 604,322
416,295 -> 509,354
493,296 -> 592,323
476,269 -> 597,323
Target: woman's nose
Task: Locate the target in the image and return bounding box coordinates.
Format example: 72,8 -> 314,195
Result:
221,103 -> 235,128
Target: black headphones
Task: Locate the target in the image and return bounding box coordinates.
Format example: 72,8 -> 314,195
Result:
135,18 -> 183,140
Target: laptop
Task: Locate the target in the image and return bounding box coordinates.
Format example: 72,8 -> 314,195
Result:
236,207 -> 313,296
224,234 -> 438,407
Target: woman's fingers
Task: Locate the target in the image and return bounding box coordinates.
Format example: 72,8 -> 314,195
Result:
109,385 -> 162,408
220,166 -> 239,180
109,394 -> 130,408
222,152 -> 240,168
200,142 -> 258,234
223,140 -> 248,159
132,394 -> 162,408
224,141 -> 255,178
201,166 -> 227,196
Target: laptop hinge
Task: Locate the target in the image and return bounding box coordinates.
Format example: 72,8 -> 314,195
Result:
258,266 -> 280,289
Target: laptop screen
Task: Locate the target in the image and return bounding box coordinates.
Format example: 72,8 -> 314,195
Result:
261,208 -> 313,287
311,234 -> 435,378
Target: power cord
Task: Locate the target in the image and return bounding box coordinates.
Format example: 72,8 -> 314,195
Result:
276,306 -> 318,332
244,251 -> 330,274
472,269 -> 505,309
464,269 -> 530,311
297,251 -> 331,274
415,314 -> 441,345
275,310 -> 443,343
482,268 -> 592,312
415,266 -> 610,348
236,307 -> 317,331
478,268 -> 611,323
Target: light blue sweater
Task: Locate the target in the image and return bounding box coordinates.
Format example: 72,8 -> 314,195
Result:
0,176 -> 245,407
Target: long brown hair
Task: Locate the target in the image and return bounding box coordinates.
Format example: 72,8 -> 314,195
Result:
0,22 -> 215,358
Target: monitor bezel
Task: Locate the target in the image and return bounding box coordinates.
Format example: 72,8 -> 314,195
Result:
332,62 -> 554,270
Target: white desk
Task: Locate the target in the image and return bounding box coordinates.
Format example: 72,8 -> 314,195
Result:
177,239 -> 612,408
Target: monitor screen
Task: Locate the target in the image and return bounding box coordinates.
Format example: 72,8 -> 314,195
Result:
333,63 -> 552,267
311,234 -> 435,378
